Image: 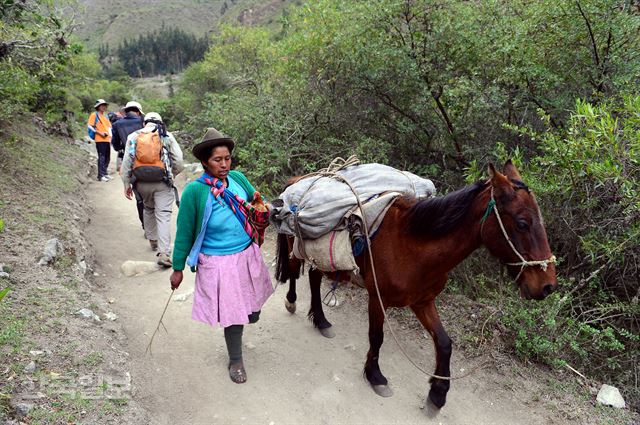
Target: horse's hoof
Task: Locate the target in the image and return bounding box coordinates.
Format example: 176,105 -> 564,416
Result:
284,299 -> 296,314
319,326 -> 335,338
428,389 -> 447,409
372,384 -> 393,398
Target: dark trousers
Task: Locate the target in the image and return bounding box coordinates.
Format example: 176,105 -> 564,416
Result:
95,142 -> 111,178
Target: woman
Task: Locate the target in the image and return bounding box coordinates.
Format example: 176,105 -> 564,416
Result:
170,128 -> 273,384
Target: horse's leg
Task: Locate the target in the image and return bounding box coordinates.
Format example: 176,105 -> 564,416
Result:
285,276 -> 297,314
276,234 -> 300,313
410,300 -> 452,409
308,268 -> 334,338
364,295 -> 392,397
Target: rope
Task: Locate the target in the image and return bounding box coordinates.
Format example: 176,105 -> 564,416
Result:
292,156 -> 361,260
486,187 -> 556,281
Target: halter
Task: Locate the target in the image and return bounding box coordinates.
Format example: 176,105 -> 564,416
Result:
481,186 -> 556,282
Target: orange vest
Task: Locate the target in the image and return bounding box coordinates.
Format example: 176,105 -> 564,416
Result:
87,112 -> 112,142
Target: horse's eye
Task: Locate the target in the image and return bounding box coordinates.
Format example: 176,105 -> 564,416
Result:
516,219 -> 529,231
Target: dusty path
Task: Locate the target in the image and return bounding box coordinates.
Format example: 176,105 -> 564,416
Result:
86,161 -> 556,425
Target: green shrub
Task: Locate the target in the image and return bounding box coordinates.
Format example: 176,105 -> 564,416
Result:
464,94 -> 640,407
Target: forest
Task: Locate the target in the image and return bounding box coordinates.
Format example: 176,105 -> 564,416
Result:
0,0 -> 639,412
102,27 -> 209,78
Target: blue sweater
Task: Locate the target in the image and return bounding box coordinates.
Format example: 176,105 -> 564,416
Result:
200,176 -> 252,255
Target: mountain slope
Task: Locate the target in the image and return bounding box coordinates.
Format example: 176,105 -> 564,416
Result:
73,0 -> 295,48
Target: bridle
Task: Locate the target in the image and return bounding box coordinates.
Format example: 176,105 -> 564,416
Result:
481,185 -> 556,282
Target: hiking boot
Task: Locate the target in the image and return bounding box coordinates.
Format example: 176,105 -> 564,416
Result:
99,176 -> 109,182
149,240 -> 158,251
156,253 -> 172,268
104,175 -> 113,181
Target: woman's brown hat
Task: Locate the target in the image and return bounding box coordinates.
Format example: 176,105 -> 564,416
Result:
192,128 -> 235,161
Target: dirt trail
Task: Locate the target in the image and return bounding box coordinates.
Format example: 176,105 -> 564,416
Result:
86,163 -> 556,425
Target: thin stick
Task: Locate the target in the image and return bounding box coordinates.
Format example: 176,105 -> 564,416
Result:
564,363 -> 587,380
145,290 -> 174,356
477,309 -> 500,348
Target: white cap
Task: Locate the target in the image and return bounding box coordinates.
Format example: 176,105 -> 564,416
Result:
124,101 -> 144,114
94,99 -> 108,109
144,112 -> 163,124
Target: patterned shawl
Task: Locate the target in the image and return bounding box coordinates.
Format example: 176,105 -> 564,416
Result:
199,174 -> 269,246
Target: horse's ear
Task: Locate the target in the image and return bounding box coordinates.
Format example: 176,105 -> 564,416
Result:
488,163 -> 510,189
503,159 -> 523,181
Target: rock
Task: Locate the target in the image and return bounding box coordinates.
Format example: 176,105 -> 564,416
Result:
120,260 -> 162,277
38,238 -> 62,266
244,342 -> 256,350
78,260 -> 87,274
108,298 -> 115,304
23,361 -> 36,373
10,401 -> 33,418
103,312 -> 118,321
596,384 -> 626,409
343,343 -> 356,351
0,271 -> 8,279
173,289 -> 194,302
75,308 -> 100,321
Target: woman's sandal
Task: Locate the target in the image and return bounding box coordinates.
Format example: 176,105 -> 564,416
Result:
228,362 -> 247,384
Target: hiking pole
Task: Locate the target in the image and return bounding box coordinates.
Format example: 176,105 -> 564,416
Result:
145,289 -> 174,356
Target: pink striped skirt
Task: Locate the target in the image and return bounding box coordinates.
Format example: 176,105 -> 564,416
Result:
192,244 -> 274,328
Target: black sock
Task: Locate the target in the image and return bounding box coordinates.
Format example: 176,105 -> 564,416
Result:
224,325 -> 244,363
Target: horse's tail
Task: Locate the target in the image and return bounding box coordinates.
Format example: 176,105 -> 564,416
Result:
275,232 -> 292,283
275,233 -> 302,283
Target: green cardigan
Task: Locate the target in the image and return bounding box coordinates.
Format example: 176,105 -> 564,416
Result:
172,170 -> 256,271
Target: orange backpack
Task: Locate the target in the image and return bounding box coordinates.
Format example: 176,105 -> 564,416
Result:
132,131 -> 166,182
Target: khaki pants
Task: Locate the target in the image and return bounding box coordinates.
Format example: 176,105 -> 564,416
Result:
136,181 -> 174,255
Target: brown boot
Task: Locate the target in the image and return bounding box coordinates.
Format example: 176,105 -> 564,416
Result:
149,240 -> 158,251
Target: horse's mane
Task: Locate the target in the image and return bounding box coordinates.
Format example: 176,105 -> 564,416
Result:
405,181 -> 488,237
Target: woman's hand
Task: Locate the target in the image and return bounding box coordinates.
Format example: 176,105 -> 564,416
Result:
170,270 -> 183,290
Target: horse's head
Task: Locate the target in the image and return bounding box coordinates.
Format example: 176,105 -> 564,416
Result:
481,160 -> 557,300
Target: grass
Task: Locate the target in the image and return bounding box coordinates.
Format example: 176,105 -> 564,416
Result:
0,303 -> 26,355
80,352 -> 104,367
28,406 -> 78,424
0,118 -> 132,423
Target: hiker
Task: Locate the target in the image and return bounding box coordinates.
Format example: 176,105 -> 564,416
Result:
121,112 -> 184,267
108,107 -> 125,124
87,99 -> 113,182
112,101 -> 146,229
169,128 -> 273,384
112,101 -> 144,173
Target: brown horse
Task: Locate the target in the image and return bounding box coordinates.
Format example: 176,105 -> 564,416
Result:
274,161 -> 557,409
